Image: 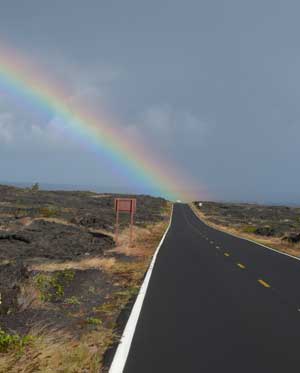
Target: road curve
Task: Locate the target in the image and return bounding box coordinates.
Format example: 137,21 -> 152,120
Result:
122,203 -> 300,372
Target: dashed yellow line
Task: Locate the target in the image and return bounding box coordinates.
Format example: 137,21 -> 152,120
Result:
237,263 -> 246,269
258,279 -> 271,288
224,252 -> 230,257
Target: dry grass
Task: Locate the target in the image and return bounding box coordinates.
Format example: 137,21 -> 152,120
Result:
88,228 -> 114,238
18,281 -> 42,311
111,221 -> 168,257
0,259 -> 11,266
30,257 -> 116,273
90,194 -> 111,199
0,202 -> 12,206
33,217 -> 76,227
33,220 -> 115,239
0,325 -> 116,373
1,217 -> 75,230
190,203 -> 300,258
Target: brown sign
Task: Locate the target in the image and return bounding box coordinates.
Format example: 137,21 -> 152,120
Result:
114,198 -> 136,213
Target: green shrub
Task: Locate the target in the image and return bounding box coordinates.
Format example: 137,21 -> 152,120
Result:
34,270 -> 75,302
242,226 -> 257,234
39,206 -> 59,218
64,296 -> 81,305
0,329 -> 33,353
31,182 -> 40,192
86,317 -> 102,326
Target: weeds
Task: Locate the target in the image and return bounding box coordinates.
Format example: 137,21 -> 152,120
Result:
88,286 -> 96,294
0,329 -> 33,353
86,317 -> 102,326
0,326 -> 117,372
242,225 -> 257,233
93,286 -> 140,317
64,296 -> 81,305
34,269 -> 75,302
31,183 -> 39,192
39,206 -> 59,218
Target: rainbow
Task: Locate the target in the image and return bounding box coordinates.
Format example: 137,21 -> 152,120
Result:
0,42 -> 206,201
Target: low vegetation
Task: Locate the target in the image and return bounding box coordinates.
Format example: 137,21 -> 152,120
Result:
34,269 -> 75,302
39,205 -> 60,218
86,317 -> 103,326
0,329 -> 33,353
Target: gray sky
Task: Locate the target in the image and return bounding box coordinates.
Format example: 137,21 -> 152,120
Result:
0,0 -> 299,203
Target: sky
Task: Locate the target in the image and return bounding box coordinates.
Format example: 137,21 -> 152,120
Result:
0,0 -> 299,203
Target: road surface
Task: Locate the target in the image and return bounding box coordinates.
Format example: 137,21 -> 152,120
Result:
123,203 -> 300,372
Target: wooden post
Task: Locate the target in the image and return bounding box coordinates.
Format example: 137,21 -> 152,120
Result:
115,208 -> 119,245
129,205 -> 134,247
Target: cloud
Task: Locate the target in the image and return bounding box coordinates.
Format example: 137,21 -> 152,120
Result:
0,111 -> 57,150
0,112 -> 14,143
125,105 -> 209,153
24,48 -> 122,111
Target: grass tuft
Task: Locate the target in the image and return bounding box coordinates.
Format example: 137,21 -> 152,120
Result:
0,329 -> 34,353
34,269 -> 75,302
86,317 -> 103,326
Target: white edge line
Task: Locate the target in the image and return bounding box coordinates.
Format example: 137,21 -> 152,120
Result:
189,204 -> 300,262
109,205 -> 174,373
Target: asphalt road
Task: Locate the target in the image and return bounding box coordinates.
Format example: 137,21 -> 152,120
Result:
123,203 -> 300,373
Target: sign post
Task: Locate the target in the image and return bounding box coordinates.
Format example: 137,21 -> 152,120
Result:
114,198 -> 136,247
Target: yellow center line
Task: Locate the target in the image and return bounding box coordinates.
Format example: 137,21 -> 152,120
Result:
258,279 -> 271,288
224,252 -> 230,257
237,263 -> 246,269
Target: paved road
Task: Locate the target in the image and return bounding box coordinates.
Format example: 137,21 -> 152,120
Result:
123,203 -> 300,373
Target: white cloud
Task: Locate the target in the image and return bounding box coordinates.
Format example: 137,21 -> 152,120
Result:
125,106 -> 208,151
23,48 -> 121,110
0,113 -> 14,143
0,109 -> 77,152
